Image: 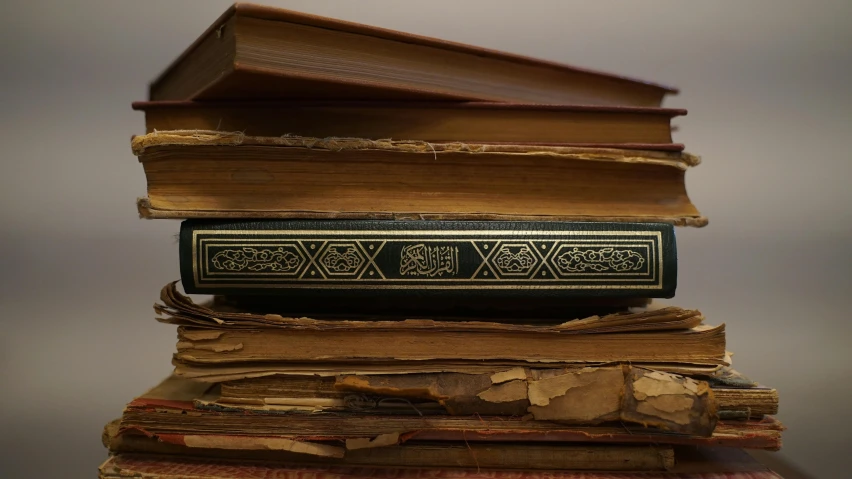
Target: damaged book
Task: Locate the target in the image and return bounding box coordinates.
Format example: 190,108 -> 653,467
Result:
113,374 -> 783,453
132,131 -> 704,226
100,446 -> 784,478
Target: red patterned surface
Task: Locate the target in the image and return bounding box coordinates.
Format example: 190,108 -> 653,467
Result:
102,455 -> 783,479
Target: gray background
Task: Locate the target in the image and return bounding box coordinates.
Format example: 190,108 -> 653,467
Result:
1,1 -> 850,477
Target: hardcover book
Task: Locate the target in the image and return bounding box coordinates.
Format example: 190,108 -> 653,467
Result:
133,132 -> 705,226
149,3 -> 677,105
179,220 -> 678,298
99,449 -> 784,479
210,368 -> 775,422
116,376 -> 784,451
104,420 -> 676,471
133,101 -> 685,149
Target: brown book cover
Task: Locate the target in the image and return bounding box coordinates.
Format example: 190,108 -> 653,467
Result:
149,3 -> 676,106
213,368 -> 774,422
100,447 -> 784,478
131,132 -> 705,226
133,101 -> 685,148
172,324 -> 726,366
116,376 -> 784,451
156,282 -> 725,368
104,421 -> 676,471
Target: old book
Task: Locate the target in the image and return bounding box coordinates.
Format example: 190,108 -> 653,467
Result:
134,101 -> 685,149
714,386 -> 779,419
156,281 -> 702,331
171,358 -> 730,383
158,282 -> 726,375
104,421 -> 675,471
173,324 -> 725,366
212,366 -> 719,435
148,3 -> 676,106
160,280 -> 725,368
117,376 -> 784,450
178,220 -> 677,299
99,448 -> 783,478
215,368 -> 775,421
131,132 -> 705,226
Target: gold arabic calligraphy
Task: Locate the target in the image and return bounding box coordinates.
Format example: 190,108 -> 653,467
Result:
399,244 -> 460,277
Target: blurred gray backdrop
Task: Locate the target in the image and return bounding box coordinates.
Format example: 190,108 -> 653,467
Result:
1,1 -> 850,477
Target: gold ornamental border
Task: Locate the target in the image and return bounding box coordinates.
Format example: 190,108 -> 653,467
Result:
191,230 -> 664,290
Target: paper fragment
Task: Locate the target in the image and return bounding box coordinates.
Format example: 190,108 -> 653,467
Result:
180,330 -> 225,341
477,380 -> 528,403
527,367 -> 602,407
490,367 -> 527,384
177,342 -> 243,353
345,432 -> 400,450
182,435 -> 344,458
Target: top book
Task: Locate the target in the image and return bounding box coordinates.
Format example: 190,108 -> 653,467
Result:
150,3 -> 677,106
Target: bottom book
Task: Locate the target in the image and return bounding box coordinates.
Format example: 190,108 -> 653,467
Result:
106,422 -> 674,471
100,447 -> 783,478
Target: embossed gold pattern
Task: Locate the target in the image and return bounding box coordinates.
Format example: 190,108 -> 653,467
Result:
491,244 -> 538,275
552,247 -> 645,273
400,244 -> 459,277
319,245 -> 364,274
210,247 -> 304,272
192,229 -> 664,290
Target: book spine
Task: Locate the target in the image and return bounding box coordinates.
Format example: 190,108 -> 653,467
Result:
179,220 -> 676,299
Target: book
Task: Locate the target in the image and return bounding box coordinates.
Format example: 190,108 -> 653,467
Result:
715,386 -> 779,419
213,369 -> 776,422
116,376 -> 784,450
173,324 -> 725,366
172,360 -> 729,384
134,101 -> 685,149
178,220 -> 677,298
104,421 -> 676,471
161,297 -> 724,368
99,448 -> 783,479
98,446 -> 781,479
132,132 -> 704,225
156,281 -> 726,378
148,3 -> 676,106
202,366 -> 719,435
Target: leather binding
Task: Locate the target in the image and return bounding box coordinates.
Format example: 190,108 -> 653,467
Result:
180,220 -> 676,300
149,3 -> 677,105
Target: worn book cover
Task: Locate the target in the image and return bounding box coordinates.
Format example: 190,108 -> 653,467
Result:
104,421 -> 675,471
100,448 -> 783,478
116,376 -> 784,451
134,101 -> 685,149
132,132 -> 705,226
148,3 -> 677,106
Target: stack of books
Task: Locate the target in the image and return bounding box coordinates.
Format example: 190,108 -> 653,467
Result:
102,4 -> 784,478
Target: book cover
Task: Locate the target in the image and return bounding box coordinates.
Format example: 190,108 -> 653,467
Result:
180,220 -> 676,299
149,3 -> 677,106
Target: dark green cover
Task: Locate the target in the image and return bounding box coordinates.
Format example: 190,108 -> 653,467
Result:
179,220 -> 676,299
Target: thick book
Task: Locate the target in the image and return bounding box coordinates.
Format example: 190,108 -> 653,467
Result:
117,376 -> 784,450
149,3 -> 676,106
99,449 -> 784,479
159,280 -> 725,373
179,220 -> 677,298
214,368 -> 774,423
156,282 -> 726,380
132,132 -> 705,226
203,366 -> 719,436
104,421 -> 676,471
172,324 -> 725,367
133,101 -> 685,149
